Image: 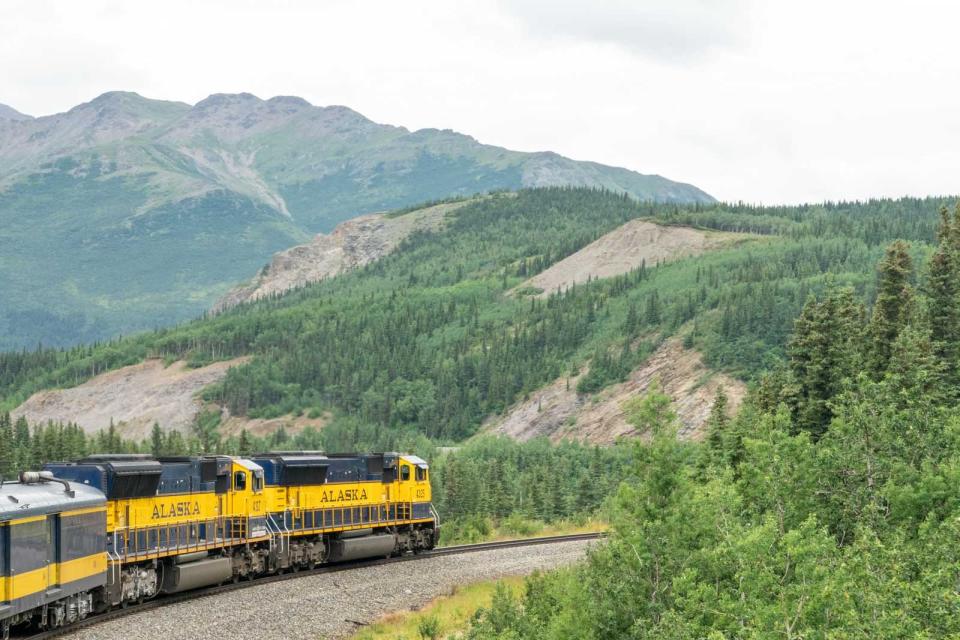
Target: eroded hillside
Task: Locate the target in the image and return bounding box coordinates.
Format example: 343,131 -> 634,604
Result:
515,219 -> 747,296
484,338 -> 746,444
214,200 -> 465,312
11,358 -> 246,440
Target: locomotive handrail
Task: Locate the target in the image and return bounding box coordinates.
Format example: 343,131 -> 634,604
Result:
107,500 -> 432,565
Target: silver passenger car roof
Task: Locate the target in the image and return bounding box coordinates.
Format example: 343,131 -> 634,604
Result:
0,480 -> 106,522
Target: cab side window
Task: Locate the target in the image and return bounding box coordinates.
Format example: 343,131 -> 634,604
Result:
234,471 -> 247,491
400,465 -> 410,482
416,467 -> 426,482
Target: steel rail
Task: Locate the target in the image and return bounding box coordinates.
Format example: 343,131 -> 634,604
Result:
17,532 -> 604,640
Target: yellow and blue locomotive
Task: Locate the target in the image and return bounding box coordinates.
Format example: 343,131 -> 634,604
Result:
0,451 -> 437,634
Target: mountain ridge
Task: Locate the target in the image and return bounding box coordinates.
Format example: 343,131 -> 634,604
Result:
0,103 -> 32,121
0,91 -> 713,349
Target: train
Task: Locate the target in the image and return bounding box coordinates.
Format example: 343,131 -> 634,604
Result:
0,451 -> 438,636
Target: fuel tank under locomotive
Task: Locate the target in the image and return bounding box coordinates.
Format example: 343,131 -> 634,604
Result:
157,529 -> 410,593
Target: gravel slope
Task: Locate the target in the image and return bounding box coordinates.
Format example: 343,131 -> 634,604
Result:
62,540 -> 594,640
514,219 -> 744,297
485,338 -> 746,444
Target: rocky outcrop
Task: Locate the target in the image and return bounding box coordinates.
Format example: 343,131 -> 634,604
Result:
213,200 -> 462,312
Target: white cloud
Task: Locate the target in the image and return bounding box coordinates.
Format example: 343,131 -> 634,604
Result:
0,0 -> 959,204
501,0 -> 752,61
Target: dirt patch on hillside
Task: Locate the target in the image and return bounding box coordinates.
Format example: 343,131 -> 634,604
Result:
515,220 -> 745,297
12,358 -> 248,441
218,411 -> 333,439
485,339 -> 746,445
213,201 -> 466,312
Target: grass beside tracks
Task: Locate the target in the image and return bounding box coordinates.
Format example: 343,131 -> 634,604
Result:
350,575 -> 525,640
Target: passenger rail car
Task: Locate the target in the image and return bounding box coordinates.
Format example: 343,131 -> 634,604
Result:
0,450 -> 439,631
0,472 -> 107,638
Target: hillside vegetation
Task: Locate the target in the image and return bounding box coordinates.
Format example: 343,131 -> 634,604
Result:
0,92 -> 711,348
0,189 -> 953,448
2,191 -> 959,591
460,205 -> 960,638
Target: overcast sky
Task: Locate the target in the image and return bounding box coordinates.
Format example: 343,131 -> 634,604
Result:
2,0 -> 958,204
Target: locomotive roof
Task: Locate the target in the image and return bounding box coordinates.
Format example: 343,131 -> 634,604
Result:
402,454 -> 430,468
234,458 -> 264,472
0,479 -> 105,522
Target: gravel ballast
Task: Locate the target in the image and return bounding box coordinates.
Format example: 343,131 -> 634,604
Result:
63,539 -> 594,640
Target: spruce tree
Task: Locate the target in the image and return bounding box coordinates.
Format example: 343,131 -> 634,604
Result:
925,204 -> 960,384
13,416 -> 31,470
150,422 -> 163,457
238,429 -> 252,456
706,386 -> 730,452
868,240 -> 914,376
787,286 -> 865,437
0,413 -> 13,478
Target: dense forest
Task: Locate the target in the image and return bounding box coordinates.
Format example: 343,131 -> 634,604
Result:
461,205 -> 960,637
1,189 -> 953,443
2,190 -> 959,573
0,409 -> 630,541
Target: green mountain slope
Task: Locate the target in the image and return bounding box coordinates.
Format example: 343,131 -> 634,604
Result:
0,92 -> 712,349
0,189 -> 952,448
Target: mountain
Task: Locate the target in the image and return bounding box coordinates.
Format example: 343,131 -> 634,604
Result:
0,91 -> 713,349
6,189 -> 747,443
0,103 -> 32,121
2,189 -> 950,448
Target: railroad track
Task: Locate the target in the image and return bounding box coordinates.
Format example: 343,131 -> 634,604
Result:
19,532 -> 604,640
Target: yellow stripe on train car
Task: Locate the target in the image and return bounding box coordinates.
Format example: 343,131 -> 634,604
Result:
7,514 -> 47,526
0,554 -> 105,600
60,553 -> 107,584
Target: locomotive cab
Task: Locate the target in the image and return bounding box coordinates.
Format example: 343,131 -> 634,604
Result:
227,459 -> 267,539
397,455 -> 433,524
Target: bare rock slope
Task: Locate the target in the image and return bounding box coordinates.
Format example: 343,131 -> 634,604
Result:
12,358 -> 247,441
516,219 -> 746,297
485,338 -> 746,445
213,200 -> 463,312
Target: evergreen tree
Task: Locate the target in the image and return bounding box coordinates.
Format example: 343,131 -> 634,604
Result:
868,240 -> 914,376
150,422 -> 164,457
925,204 -> 960,384
787,286 -> 865,437
238,429 -> 252,456
13,415 -> 31,470
706,386 -> 730,453
0,412 -> 13,478
165,430 -> 188,456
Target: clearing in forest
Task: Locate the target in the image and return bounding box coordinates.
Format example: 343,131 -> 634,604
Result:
514,219 -> 749,297
11,358 -> 248,440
